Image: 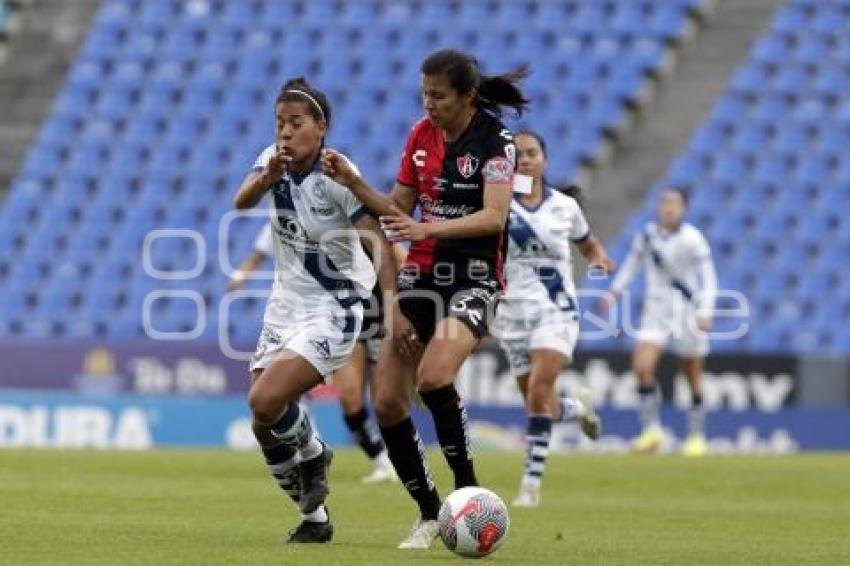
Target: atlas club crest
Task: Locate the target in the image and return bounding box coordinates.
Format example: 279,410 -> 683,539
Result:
456,153 -> 479,178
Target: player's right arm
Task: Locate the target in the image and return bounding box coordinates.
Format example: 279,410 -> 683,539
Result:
228,223 -> 273,290
233,147 -> 291,209
228,252 -> 268,290
321,149 -> 417,217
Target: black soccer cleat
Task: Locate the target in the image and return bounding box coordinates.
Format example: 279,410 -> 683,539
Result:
286,519 -> 334,544
298,441 -> 334,514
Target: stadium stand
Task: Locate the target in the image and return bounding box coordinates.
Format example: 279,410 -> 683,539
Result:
588,0 -> 850,355
0,0 -> 709,343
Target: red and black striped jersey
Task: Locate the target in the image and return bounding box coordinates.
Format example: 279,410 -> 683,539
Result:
396,111 -> 515,287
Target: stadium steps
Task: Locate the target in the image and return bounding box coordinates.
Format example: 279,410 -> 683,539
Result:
584,0 -> 787,244
0,0 -> 98,194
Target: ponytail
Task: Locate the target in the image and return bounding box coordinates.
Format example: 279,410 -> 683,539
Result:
477,66 -> 530,118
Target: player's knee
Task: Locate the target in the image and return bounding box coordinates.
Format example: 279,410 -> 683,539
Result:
416,364 -> 454,391
339,394 -> 362,415
634,363 -> 654,382
373,393 -> 406,426
248,387 -> 283,425
416,368 -> 439,391
526,379 -> 553,413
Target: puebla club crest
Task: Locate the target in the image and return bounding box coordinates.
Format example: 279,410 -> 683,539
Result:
456,153 -> 480,178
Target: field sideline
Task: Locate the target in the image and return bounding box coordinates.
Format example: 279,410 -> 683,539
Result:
2,450 -> 848,565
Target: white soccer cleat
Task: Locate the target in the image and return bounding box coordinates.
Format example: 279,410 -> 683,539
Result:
397,518 -> 440,549
578,387 -> 602,441
511,483 -> 541,508
361,451 -> 398,484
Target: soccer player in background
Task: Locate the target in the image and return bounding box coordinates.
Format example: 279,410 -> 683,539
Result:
322,49 -> 527,548
602,188 -> 718,456
227,222 -> 273,291
227,222 -> 401,484
232,77 -> 407,543
492,131 -> 614,507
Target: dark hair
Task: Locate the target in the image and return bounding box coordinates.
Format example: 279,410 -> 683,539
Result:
515,129 -> 586,209
665,186 -> 690,207
421,49 -> 529,118
275,77 -> 332,128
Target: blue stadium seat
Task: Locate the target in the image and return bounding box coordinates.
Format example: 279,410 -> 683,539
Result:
752,34 -> 791,64
1,0 -> 705,343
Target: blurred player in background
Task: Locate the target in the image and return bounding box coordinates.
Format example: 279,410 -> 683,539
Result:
228,223 -> 401,484
330,242 -> 408,484
227,222 -> 273,291
322,48 -> 526,548
493,131 -> 614,507
232,77 -> 404,543
603,188 -> 717,456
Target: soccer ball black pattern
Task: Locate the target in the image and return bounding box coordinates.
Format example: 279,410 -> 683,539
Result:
438,487 -> 510,557
438,500 -> 458,550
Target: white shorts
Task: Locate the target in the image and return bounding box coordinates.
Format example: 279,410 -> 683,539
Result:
494,307 -> 579,378
250,301 -> 363,380
637,298 -> 708,357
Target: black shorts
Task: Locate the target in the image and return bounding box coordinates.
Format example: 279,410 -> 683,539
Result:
396,269 -> 500,344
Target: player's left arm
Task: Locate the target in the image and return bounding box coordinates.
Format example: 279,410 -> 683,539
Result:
419,173 -> 512,240
569,202 -> 616,274
694,234 -> 718,332
382,137 -> 514,241
576,235 -> 616,275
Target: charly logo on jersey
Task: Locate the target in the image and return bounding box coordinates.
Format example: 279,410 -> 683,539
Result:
456,153 -> 480,178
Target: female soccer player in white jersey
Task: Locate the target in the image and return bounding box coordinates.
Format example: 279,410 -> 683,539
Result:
227,222 -> 400,484
232,78 -> 406,543
603,188 -> 718,456
493,131 -> 614,507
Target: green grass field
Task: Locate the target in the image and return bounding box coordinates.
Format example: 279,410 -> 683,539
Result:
2,450 -> 849,565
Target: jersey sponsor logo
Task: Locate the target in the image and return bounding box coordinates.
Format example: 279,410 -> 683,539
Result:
419,194 -> 476,220
483,156 -> 513,184
453,182 -> 479,190
456,153 -> 480,178
274,216 -> 320,253
310,206 -> 335,216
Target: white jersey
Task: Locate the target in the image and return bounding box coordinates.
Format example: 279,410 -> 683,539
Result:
611,221 -> 717,318
500,188 -> 590,319
251,145 -> 375,316
253,222 -> 273,256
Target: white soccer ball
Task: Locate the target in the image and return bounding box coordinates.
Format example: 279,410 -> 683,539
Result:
438,486 -> 510,558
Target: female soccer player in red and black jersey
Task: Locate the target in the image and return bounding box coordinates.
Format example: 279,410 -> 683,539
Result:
322,49 -> 527,549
